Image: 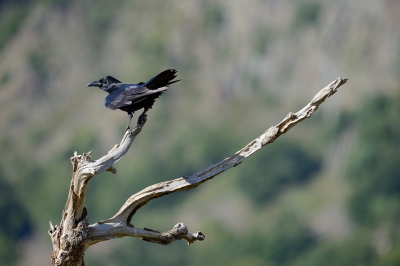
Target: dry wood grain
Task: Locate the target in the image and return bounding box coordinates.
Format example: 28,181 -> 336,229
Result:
49,77 -> 348,265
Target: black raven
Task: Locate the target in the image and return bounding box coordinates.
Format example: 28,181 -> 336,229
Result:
87,69 -> 179,129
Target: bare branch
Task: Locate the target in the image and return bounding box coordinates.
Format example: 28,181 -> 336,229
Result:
49,115 -> 147,266
86,222 -> 205,247
62,115 -> 147,229
50,78 -> 348,265
98,77 -> 348,227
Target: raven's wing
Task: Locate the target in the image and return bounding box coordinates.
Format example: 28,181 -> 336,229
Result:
104,84 -> 148,110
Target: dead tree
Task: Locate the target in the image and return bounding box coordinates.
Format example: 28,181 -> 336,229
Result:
48,78 -> 348,265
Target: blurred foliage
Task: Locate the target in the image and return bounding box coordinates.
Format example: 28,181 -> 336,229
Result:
346,93 -> 400,226
254,27 -> 275,56
0,71 -> 10,85
199,216 -> 316,266
27,52 -> 47,81
293,1 -> 321,28
0,174 -> 32,266
0,3 -> 29,52
85,213 -> 315,266
202,2 -> 225,28
379,240 -> 400,266
85,0 -> 124,50
238,140 -> 321,204
296,230 -> 376,266
0,0 -> 400,265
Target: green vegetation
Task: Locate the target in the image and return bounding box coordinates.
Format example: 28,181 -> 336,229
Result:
238,140 -> 321,204
347,94 -> 400,226
202,2 -> 225,28
0,3 -> 28,52
0,0 -> 399,265
293,2 -> 321,28
0,175 -> 32,265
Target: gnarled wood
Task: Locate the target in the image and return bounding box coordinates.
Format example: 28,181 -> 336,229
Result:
97,77 -> 348,228
87,222 -> 205,247
49,78 -> 348,265
49,116 -> 148,266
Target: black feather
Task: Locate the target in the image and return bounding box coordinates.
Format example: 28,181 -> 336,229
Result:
87,69 -> 180,129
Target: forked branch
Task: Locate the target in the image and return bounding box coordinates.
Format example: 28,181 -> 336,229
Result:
86,77 -> 348,245
49,78 -> 348,266
61,115 -> 148,230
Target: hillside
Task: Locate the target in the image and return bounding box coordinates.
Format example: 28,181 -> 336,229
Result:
0,0 -> 399,265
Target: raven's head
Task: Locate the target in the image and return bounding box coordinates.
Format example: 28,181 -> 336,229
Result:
87,76 -> 122,91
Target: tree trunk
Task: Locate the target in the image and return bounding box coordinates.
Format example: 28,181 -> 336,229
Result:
49,78 -> 348,265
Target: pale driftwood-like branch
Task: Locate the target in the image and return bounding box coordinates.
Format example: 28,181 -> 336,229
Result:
95,77 -> 348,230
63,115 -> 147,229
49,116 -> 147,266
87,222 -> 205,247
49,78 -> 347,265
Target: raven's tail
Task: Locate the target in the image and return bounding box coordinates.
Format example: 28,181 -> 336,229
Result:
145,69 -> 180,90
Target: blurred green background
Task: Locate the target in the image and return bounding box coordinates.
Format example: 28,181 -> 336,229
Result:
1,0 -> 400,265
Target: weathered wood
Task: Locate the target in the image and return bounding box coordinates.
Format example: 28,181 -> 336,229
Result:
87,222 -> 205,247
49,116 -> 148,265
96,77 -> 348,228
49,78 -> 348,265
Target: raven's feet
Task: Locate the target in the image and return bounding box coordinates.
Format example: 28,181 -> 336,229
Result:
126,113 -> 133,131
136,108 -> 148,129
137,113 -> 147,129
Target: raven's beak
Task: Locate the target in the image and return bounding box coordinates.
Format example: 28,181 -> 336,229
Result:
87,81 -> 101,87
